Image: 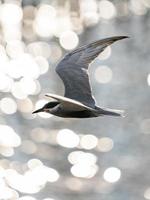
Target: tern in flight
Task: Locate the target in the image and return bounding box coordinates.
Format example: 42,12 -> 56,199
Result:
33,36 -> 128,118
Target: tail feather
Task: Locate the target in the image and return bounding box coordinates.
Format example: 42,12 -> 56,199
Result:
97,107 -> 125,117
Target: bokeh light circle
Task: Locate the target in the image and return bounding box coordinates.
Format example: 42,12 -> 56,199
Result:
11,82 -> 27,100
103,167 -> 121,183
0,3 -> 23,25
59,31 -> 79,50
0,97 -> 17,114
17,98 -> 33,113
97,137 -> 114,152
20,78 -> 37,95
99,0 -> 116,19
95,65 -> 113,83
57,129 -> 79,148
35,56 -> 49,75
80,134 -> 98,150
0,125 -> 21,147
71,163 -> 98,178
68,151 -> 97,165
6,40 -> 26,58
27,159 -> 43,169
34,4 -> 56,38
0,73 -> 14,92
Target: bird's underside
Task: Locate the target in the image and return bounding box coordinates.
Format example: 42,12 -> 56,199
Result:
33,36 -> 128,118
45,94 -> 125,118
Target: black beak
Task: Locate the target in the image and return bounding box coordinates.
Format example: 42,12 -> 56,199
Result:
32,108 -> 43,114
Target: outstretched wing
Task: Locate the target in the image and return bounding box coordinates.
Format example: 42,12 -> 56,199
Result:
56,36 -> 128,108
45,93 -> 96,111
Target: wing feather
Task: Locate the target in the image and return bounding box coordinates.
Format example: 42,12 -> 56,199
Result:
56,36 -> 128,108
45,93 -> 96,111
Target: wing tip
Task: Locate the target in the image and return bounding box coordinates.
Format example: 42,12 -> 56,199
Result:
101,35 -> 129,48
45,94 -> 50,98
111,35 -> 130,42
45,94 -> 55,99
92,35 -> 129,47
119,35 -> 130,39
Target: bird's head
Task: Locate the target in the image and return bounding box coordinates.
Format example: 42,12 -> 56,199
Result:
32,101 -> 59,114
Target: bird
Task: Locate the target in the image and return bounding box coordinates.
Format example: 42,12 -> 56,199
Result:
32,36 -> 128,118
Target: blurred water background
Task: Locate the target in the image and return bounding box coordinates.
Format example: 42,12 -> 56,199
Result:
0,0 -> 150,200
